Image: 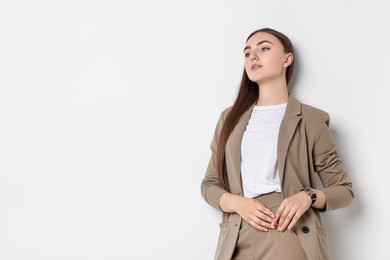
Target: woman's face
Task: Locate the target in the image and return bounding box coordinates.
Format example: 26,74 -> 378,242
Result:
243,32 -> 293,85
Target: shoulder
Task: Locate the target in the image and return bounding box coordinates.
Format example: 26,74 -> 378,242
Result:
221,106 -> 232,116
288,97 -> 331,134
219,106 -> 233,122
292,99 -> 332,141
301,103 -> 330,123
288,96 -> 330,125
210,106 -> 233,134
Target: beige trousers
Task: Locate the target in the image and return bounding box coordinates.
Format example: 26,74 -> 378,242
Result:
232,192 -> 308,260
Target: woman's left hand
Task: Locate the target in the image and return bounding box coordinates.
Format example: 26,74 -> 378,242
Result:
272,191 -> 311,232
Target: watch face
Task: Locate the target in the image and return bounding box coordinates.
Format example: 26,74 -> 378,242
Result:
304,187 -> 317,204
305,187 -> 315,195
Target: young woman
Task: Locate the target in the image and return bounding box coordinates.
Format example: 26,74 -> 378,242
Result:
201,28 -> 354,260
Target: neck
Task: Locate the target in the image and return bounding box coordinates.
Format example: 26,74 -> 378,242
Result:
256,79 -> 289,106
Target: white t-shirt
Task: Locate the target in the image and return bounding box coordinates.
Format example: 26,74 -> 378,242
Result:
241,103 -> 287,198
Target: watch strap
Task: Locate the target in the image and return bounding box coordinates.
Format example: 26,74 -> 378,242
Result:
302,187 -> 317,205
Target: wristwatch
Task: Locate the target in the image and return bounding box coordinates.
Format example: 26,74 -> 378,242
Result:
302,187 -> 317,205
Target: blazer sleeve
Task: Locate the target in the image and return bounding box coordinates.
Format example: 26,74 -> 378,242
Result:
313,114 -> 354,211
200,109 -> 230,211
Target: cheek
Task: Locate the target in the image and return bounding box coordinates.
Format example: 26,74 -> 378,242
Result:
265,59 -> 284,72
274,55 -> 288,68
244,61 -> 251,73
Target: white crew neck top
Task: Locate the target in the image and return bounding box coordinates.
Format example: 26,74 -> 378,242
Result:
241,103 -> 287,198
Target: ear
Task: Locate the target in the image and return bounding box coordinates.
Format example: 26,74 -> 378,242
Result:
283,53 -> 294,68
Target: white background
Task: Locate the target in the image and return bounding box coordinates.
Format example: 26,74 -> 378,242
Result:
0,0 -> 389,259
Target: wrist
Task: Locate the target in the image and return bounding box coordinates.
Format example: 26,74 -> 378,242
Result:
302,187 -> 317,205
220,193 -> 241,213
230,193 -> 244,213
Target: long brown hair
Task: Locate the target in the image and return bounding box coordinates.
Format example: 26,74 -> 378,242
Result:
216,28 -> 295,191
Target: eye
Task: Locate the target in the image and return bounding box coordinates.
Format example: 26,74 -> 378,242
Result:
260,47 -> 270,52
244,52 -> 250,58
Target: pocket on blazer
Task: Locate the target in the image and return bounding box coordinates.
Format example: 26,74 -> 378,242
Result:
317,226 -> 326,237
316,226 -> 329,258
214,221 -> 238,260
219,221 -> 230,229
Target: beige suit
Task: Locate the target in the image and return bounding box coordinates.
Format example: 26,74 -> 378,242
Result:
201,96 -> 354,260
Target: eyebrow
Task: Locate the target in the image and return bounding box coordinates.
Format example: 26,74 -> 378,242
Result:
243,40 -> 273,52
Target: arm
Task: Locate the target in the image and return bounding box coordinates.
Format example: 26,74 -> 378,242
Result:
201,110 -> 275,231
313,114 -> 354,211
274,114 -> 354,231
200,110 -> 229,211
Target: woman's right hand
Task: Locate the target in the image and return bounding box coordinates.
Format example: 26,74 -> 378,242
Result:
219,193 -> 276,232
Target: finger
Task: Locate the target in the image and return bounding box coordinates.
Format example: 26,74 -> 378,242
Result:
254,202 -> 276,229
287,209 -> 305,230
255,215 -> 274,229
250,213 -> 273,229
272,203 -> 285,229
255,200 -> 275,219
254,210 -> 275,225
277,208 -> 291,231
278,211 -> 295,232
247,218 -> 269,232
273,202 -> 287,224
273,203 -> 284,221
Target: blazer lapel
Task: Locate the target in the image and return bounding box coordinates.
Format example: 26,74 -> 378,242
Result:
277,96 -> 302,186
227,105 -> 254,193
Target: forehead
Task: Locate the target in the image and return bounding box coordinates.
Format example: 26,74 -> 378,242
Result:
245,32 -> 281,47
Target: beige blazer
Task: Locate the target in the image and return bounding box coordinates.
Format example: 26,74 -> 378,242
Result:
201,96 -> 354,260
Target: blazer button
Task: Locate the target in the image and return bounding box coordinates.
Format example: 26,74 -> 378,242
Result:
302,226 -> 310,234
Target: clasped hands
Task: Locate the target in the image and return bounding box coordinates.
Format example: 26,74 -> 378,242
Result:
236,192 -> 312,232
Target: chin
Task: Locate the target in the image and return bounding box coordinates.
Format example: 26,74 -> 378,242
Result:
247,72 -> 266,83
248,76 -> 263,84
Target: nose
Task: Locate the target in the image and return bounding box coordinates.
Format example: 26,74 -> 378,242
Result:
250,51 -> 259,61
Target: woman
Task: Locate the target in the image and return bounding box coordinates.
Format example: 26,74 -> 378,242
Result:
201,28 -> 354,260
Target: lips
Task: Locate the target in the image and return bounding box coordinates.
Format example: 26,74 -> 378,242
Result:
251,64 -> 262,70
